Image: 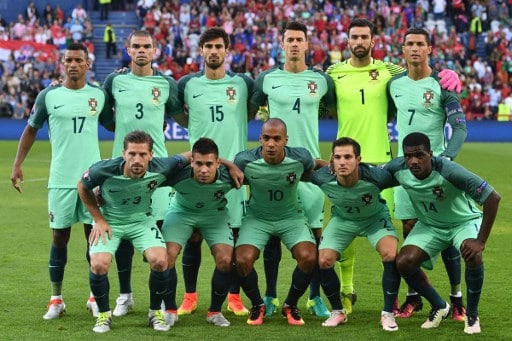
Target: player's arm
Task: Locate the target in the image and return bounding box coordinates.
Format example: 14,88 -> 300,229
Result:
320,71 -> 337,118
442,93 -> 467,159
10,124 -> 38,193
219,158 -> 244,189
460,190 -> 500,262
77,178 -> 112,245
248,73 -> 267,119
386,79 -> 398,122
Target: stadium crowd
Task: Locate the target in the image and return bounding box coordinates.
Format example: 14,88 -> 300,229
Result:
0,0 -> 511,120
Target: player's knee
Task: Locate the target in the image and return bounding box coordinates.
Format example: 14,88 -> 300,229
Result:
90,256 -> 110,275
215,254 -> 233,272
318,254 -> 336,270
149,256 -> 168,272
395,251 -> 416,276
234,250 -> 255,277
52,228 -> 71,247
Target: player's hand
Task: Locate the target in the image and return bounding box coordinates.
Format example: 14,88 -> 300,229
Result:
460,238 -> 484,262
116,67 -> 129,73
89,221 -> 112,246
94,187 -> 104,206
48,79 -> 63,87
10,166 -> 24,193
256,106 -> 269,121
439,69 -> 462,93
228,165 -> 244,189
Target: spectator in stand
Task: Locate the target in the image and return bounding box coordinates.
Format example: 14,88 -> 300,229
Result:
25,1 -> 39,25
99,0 -> 112,21
70,19 -> 84,43
71,3 -> 88,24
12,15 -> 28,40
42,3 -> 54,26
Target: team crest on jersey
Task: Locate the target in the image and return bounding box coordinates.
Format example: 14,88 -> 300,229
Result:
432,186 -> 444,200
49,211 -> 54,222
147,180 -> 158,191
307,81 -> 318,94
226,87 -> 236,101
88,98 -> 98,115
151,87 -> 161,105
369,69 -> 379,81
423,90 -> 434,108
361,193 -> 373,206
286,172 -> 297,184
214,190 -> 225,200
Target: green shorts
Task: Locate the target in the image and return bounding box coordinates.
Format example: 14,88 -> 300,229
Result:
151,187 -> 172,221
89,218 -> 166,255
236,213 -> 315,251
48,188 -> 92,228
298,182 -> 325,229
226,186 -> 248,228
393,186 -> 416,220
319,210 -> 398,255
162,207 -> 234,248
402,217 -> 481,270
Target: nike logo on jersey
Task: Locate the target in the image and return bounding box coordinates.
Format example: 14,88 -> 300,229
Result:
192,94 -> 203,98
337,75 -> 347,79
271,85 -> 282,89
327,194 -> 335,199
118,89 -> 128,92
394,94 -> 403,98
53,105 -> 65,109
108,189 -> 121,193
250,176 -> 260,179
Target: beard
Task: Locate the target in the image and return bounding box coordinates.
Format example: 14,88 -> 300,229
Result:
205,57 -> 224,70
351,45 -> 371,59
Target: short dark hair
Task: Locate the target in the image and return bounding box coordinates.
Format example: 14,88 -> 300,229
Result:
282,21 -> 307,41
66,42 -> 89,58
123,130 -> 154,151
127,30 -> 155,47
348,18 -> 375,38
262,117 -> 288,134
403,27 -> 431,46
332,137 -> 361,157
199,27 -> 230,49
192,137 -> 219,158
402,132 -> 431,151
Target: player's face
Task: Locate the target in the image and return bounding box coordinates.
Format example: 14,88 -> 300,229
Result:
331,145 -> 360,178
348,26 -> 374,59
403,145 -> 432,180
201,37 -> 228,70
260,124 -> 288,165
63,49 -> 89,81
281,29 -> 308,62
128,35 -> 156,67
192,152 -> 220,184
402,34 -> 432,66
122,142 -> 153,179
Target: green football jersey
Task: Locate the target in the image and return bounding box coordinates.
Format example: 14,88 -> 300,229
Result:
384,156 -> 494,227
326,59 -> 404,163
81,155 -> 187,224
234,146 -> 314,220
311,163 -> 397,221
176,71 -> 253,160
167,165 -> 235,212
251,66 -> 336,158
103,70 -> 180,158
28,84 -> 113,188
387,70 -> 466,158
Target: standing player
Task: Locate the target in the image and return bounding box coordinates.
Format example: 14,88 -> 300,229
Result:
326,18 -> 462,314
314,137 -> 400,331
162,138 -> 243,327
385,132 -> 500,334
78,130 -> 188,333
170,27 -> 253,317
102,30 -> 181,316
249,21 -> 336,318
234,118 -> 320,326
10,43 -> 113,320
387,27 -> 468,319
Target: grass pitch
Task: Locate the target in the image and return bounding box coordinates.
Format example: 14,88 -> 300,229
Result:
0,141 -> 510,340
